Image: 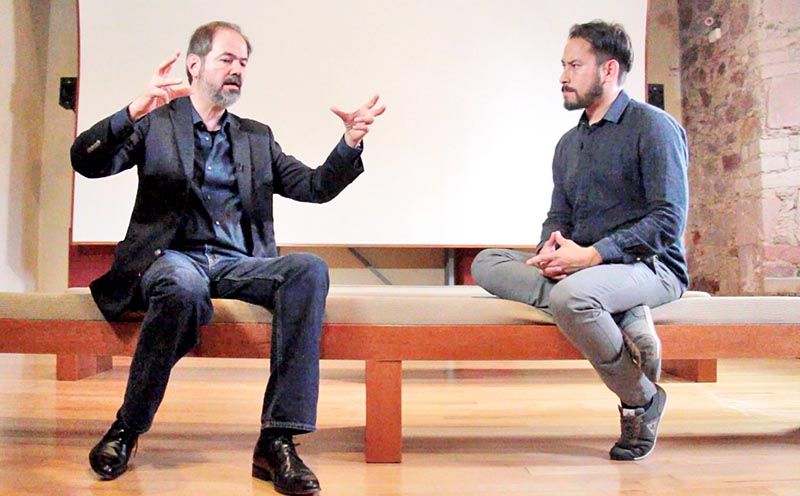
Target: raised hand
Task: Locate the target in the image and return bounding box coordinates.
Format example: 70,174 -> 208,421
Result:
330,94 -> 386,148
127,51 -> 192,121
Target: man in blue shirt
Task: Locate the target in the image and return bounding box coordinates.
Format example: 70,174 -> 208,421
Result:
73,21 -> 384,493
472,20 -> 688,461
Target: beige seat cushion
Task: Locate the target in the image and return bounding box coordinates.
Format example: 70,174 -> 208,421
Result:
1,285 -> 796,326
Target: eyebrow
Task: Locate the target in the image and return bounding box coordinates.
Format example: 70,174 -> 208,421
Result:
217,51 -> 248,62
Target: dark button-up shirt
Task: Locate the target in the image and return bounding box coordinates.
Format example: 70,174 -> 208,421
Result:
541,91 -> 690,289
170,108 -> 250,256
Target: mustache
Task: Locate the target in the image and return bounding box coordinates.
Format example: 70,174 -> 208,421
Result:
561,84 -> 576,92
223,75 -> 242,87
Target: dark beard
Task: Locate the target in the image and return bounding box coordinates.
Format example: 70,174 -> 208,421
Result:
562,79 -> 603,111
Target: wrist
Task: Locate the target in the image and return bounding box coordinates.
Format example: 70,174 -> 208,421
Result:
344,133 -> 361,148
588,247 -> 603,266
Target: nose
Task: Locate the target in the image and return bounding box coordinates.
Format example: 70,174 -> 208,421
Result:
560,67 -> 570,85
231,59 -> 245,75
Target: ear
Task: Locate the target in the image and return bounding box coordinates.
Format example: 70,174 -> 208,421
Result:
186,53 -> 202,81
601,59 -> 620,85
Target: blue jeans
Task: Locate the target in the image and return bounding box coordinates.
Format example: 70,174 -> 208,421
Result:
117,249 -> 329,434
471,249 -> 683,407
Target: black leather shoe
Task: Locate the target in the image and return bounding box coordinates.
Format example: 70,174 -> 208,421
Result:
89,419 -> 139,480
252,435 -> 320,495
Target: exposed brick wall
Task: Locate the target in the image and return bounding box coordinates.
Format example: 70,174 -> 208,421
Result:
679,0 -> 800,295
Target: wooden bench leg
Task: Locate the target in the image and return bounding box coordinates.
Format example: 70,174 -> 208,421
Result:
56,354 -> 113,381
365,360 -> 402,463
662,359 -> 717,383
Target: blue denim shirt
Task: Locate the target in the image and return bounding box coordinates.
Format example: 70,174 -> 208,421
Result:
541,91 -> 690,289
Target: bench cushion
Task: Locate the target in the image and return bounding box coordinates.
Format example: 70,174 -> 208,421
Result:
1,286 -> 797,326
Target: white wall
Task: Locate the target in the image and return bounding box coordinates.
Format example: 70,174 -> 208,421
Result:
0,0 -> 48,291
37,0 -> 77,292
73,0 -> 647,247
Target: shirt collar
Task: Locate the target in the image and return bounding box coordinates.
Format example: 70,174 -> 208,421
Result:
579,90 -> 630,127
190,105 -> 229,131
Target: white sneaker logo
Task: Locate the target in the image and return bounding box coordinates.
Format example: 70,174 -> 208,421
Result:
645,420 -> 658,434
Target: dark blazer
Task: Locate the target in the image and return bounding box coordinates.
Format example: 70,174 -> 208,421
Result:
71,96 -> 363,320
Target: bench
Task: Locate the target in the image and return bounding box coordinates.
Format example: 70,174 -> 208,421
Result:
1,285 -> 799,463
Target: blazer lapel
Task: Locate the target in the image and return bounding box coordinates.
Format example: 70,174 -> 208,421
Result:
170,97 -> 195,181
230,118 -> 254,215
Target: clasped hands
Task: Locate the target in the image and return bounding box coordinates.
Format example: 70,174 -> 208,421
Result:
526,231 -> 603,280
127,51 -> 386,143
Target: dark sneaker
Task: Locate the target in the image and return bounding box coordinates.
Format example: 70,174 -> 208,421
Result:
620,305 -> 662,383
609,384 -> 667,461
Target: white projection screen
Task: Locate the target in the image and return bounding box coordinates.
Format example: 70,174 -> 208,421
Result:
73,0 -> 647,246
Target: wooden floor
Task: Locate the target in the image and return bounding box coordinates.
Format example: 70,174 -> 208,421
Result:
0,355 -> 798,496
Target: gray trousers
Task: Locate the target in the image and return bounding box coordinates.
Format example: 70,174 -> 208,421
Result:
471,249 -> 683,407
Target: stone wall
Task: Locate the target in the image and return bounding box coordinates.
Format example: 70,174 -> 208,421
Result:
679,0 -> 800,295
759,0 -> 800,294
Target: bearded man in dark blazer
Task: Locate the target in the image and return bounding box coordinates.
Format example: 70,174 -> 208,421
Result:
72,21 -> 384,494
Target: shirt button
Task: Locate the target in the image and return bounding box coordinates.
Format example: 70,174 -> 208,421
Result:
206,195 -> 211,200
215,221 -> 220,226
154,249 -> 162,256
207,166 -> 212,171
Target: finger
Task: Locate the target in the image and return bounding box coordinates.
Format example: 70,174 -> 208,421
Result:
363,94 -> 380,108
154,78 -> 185,88
171,86 -> 193,99
330,106 -> 350,120
371,104 -> 387,116
157,50 -> 182,75
152,88 -> 170,104
543,266 -> 564,278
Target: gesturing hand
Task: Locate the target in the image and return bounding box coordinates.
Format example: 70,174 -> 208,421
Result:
330,94 -> 386,148
127,51 -> 192,122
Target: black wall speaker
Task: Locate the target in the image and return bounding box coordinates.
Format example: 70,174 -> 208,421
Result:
647,83 -> 665,110
59,77 -> 77,111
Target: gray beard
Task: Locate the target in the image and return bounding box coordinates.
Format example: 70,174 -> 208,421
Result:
211,89 -> 240,108
199,77 -> 241,108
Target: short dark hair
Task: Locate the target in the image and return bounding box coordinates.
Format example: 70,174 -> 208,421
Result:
186,21 -> 252,83
568,20 -> 632,84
